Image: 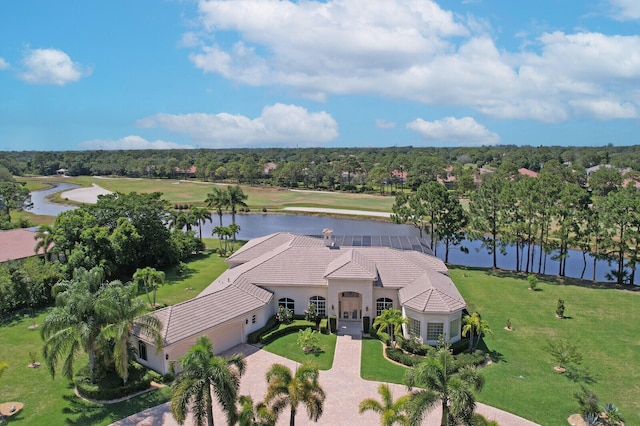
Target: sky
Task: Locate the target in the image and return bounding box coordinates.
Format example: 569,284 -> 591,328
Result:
1,0 -> 640,151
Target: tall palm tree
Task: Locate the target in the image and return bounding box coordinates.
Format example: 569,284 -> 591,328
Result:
133,266 -> 165,308
372,309 -> 408,348
95,281 -> 163,384
264,362 -> 326,426
34,224 -> 55,262
238,395 -> 277,426
226,185 -> 248,241
461,312 -> 493,351
205,186 -> 228,227
191,207 -> 213,240
405,348 -> 484,426
171,336 -> 246,426
41,273 -> 106,382
359,383 -> 410,426
212,225 -> 232,255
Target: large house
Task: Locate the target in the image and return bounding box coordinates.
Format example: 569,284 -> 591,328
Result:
0,228 -> 46,263
135,230 -> 467,375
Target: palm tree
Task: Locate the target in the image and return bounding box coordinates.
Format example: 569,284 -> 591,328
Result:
372,309 -> 408,348
264,362 -> 326,426
205,186 -> 228,227
95,281 -> 163,384
227,223 -> 241,251
41,271 -> 106,382
133,266 -> 166,308
171,336 -> 246,426
212,225 -> 232,255
359,383 -> 410,426
461,312 -> 494,351
191,207 -> 212,240
226,185 -> 248,240
405,348 -> 484,426
238,395 -> 277,426
34,224 -> 55,262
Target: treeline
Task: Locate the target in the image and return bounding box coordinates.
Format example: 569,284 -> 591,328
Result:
3,145 -> 640,191
396,160 -> 640,285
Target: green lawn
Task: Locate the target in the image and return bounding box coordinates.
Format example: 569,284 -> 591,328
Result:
20,176 -> 395,214
0,246 -> 233,426
262,329 -> 337,371
360,337 -> 409,383
450,267 -> 640,425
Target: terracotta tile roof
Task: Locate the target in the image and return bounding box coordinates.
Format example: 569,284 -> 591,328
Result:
0,229 -> 45,262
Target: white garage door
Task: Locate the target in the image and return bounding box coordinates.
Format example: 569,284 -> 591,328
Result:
207,322 -> 243,354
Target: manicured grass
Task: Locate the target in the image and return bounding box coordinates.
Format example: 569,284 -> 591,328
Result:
448,266 -> 640,426
0,310 -> 171,426
20,176 -> 395,214
360,337 -> 409,384
262,330 -> 337,370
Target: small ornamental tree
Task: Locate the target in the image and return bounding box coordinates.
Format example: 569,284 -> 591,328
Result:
305,303 -> 321,331
556,299 -> 566,318
276,305 -> 293,324
297,328 -> 319,353
547,339 -> 582,372
527,274 -> 538,290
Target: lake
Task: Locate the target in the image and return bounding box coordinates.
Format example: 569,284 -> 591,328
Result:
30,185 -> 631,284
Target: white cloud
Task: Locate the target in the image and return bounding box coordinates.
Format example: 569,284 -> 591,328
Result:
136,103 -> 338,148
19,48 -> 91,85
186,0 -> 640,123
0,58 -> 9,70
609,0 -> 640,20
406,116 -> 499,146
79,135 -> 192,150
375,119 -> 396,129
569,98 -> 638,120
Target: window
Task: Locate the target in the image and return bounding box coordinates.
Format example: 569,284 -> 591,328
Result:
408,317 -> 421,338
252,314 -> 256,324
427,322 -> 444,341
376,298 -> 393,317
278,298 -> 294,311
449,318 -> 460,338
138,341 -> 147,361
309,296 -> 326,316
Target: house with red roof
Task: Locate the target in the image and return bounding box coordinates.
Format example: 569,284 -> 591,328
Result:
0,229 -> 45,263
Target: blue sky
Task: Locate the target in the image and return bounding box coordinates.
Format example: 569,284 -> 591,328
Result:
1,0 -> 639,151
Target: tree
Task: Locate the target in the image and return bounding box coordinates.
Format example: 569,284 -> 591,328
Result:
238,395 -> 277,426
264,362 -> 326,426
205,186 -> 229,227
437,193 -> 468,263
41,267 -> 106,382
34,224 -> 55,262
405,348 -> 484,426
469,173 -> 506,269
418,182 -> 449,251
171,335 -> 246,426
226,186 -> 248,240
391,193 -> 426,238
133,266 -> 166,308
547,339 -> 582,371
95,281 -> 163,384
372,309 -> 408,348
191,207 -> 212,240
0,181 -> 32,223
461,312 -> 493,352
213,225 -> 232,255
359,383 -> 410,426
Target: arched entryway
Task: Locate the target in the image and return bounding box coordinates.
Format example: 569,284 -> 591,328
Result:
338,291 -> 362,321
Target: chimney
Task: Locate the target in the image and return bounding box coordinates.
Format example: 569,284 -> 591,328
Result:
322,228 -> 334,247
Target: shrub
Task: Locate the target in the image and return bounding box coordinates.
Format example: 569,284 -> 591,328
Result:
385,347 -> 423,367
276,305 -> 293,324
527,274 -> 538,290
247,315 -> 279,344
329,315 -> 337,334
297,327 -> 319,352
574,385 -> 600,416
398,336 -> 432,356
451,350 -> 487,370
450,338 -> 471,355
362,316 -> 370,334
319,318 -> 329,334
556,299 -> 566,318
260,321 -> 316,345
74,362 -> 154,401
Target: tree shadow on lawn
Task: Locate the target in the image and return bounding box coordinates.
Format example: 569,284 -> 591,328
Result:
306,347 -> 325,357
476,339 -> 506,364
565,365 -> 597,385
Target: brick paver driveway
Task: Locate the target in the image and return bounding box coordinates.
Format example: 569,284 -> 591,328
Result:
112,324 -> 538,425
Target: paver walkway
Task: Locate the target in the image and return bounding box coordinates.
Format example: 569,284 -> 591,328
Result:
112,324 -> 539,425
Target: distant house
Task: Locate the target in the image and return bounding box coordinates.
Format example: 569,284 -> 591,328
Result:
518,168 -> 538,178
174,165 -> 197,178
56,169 -> 67,176
0,229 -> 46,263
263,162 -> 277,175
134,230 -> 466,375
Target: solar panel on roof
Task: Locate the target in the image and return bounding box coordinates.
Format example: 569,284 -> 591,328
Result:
306,234 -> 433,254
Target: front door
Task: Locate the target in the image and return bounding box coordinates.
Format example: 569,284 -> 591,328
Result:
340,291 -> 361,320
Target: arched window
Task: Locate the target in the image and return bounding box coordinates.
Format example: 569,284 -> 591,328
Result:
138,341 -> 148,361
309,296 -> 326,316
376,298 -> 393,317
278,298 -> 295,311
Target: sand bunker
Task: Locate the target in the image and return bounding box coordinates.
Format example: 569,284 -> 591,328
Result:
60,184 -> 112,204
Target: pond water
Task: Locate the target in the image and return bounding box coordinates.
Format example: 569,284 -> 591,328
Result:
30,185 -> 631,284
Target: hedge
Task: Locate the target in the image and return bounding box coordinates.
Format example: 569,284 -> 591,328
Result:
248,315 -> 279,344
260,320 -> 316,345
385,347 -> 487,370
74,362 -> 160,401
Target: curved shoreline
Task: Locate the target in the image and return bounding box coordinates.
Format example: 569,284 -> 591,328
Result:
60,183 -> 113,203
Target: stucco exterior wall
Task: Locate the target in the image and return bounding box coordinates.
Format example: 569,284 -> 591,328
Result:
402,307 -> 463,345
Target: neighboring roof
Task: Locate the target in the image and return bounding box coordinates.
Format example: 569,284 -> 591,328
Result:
518,168 -> 538,178
0,229 -> 45,262
141,280 -> 273,347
